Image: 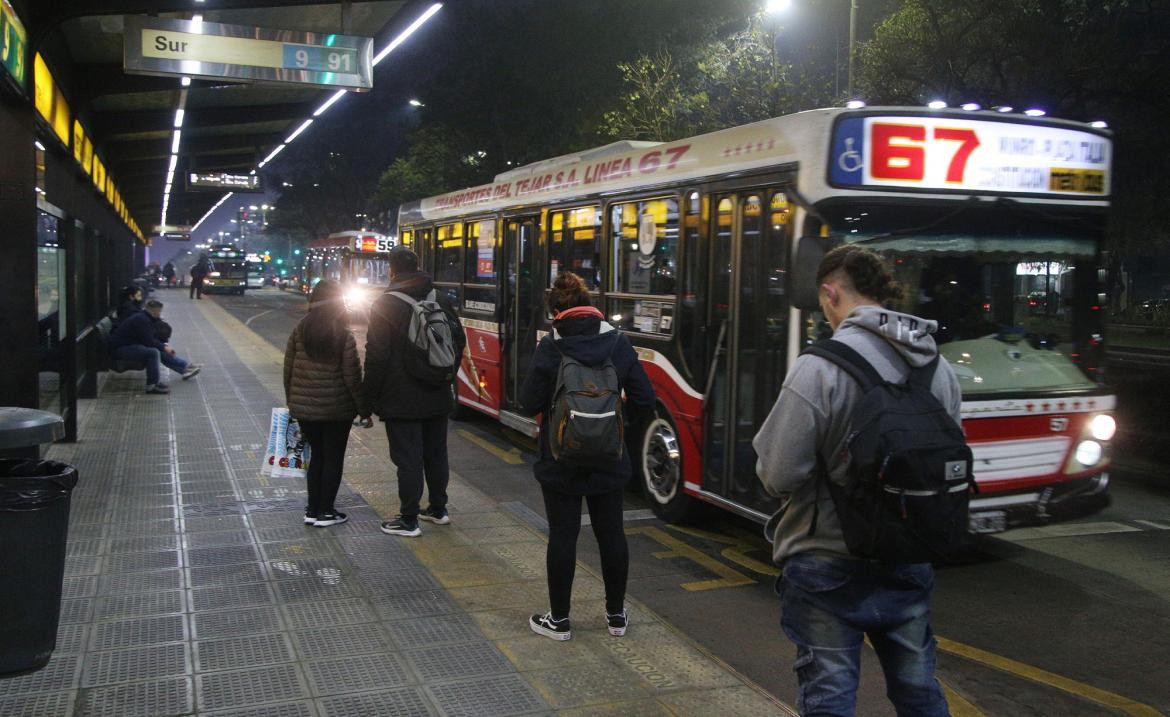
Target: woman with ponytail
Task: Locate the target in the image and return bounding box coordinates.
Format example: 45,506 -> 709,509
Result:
283,279 -> 370,527
518,271 -> 656,641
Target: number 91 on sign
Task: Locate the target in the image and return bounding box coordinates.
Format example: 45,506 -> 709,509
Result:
282,43 -> 356,73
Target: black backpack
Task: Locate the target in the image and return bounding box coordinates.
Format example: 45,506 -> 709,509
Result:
804,339 -> 976,563
548,339 -> 624,466
389,290 -> 463,387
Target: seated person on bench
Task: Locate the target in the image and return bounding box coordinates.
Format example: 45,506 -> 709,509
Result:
108,299 -> 201,394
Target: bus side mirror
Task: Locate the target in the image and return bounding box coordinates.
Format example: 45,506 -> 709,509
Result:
789,235 -> 841,311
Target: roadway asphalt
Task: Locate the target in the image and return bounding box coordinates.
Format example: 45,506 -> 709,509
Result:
188,286 -> 1170,716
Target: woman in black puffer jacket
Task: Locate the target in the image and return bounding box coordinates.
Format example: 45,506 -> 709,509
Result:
283,280 -> 370,527
518,272 -> 656,641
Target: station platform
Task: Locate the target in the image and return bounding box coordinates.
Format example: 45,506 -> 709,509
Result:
0,295 -> 793,716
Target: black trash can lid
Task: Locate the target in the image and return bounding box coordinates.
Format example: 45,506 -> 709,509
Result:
0,408 -> 64,449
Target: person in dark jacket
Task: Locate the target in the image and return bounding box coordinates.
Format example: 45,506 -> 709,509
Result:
114,285 -> 144,324
284,279 -> 370,527
365,246 -> 465,538
108,299 -> 200,393
163,261 -> 176,287
190,257 -> 209,299
518,271 -> 656,641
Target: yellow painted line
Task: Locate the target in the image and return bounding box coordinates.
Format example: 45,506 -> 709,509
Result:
455,428 -> 525,465
627,525 -> 755,591
936,636 -> 1164,717
666,524 -> 780,577
941,681 -> 986,716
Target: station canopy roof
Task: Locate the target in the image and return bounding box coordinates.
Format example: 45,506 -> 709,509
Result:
32,1 -> 418,230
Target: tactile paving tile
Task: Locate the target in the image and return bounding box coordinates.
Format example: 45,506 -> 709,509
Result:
66,523 -> 105,539
426,674 -> 549,717
357,570 -> 440,595
197,664 -> 310,711
184,503 -> 247,518
58,597 -> 95,625
185,529 -> 254,549
191,582 -> 275,611
109,535 -> 181,554
82,642 -> 189,686
66,539 -> 106,557
55,623 -> 88,653
186,545 -> 261,567
304,653 -> 413,696
383,613 -> 483,647
96,589 -> 185,619
254,526 -> 329,543
0,691 -> 77,717
105,549 -> 182,573
524,661 -> 647,709
192,605 -> 284,640
371,591 -> 459,621
64,555 -> 102,576
63,574 -> 99,599
91,614 -> 187,650
659,685 -> 791,714
78,676 -> 193,717
181,490 -> 240,505
248,513 -> 308,530
189,561 -> 269,587
116,518 -> 181,537
261,540 -> 338,562
267,558 -> 349,581
281,599 -> 378,630
100,568 -> 185,594
317,687 -> 434,717
184,515 -> 249,533
0,654 -> 81,695
292,623 -> 393,659
403,640 -> 515,683
196,633 -> 295,672
203,701 -> 318,717
274,578 -> 363,603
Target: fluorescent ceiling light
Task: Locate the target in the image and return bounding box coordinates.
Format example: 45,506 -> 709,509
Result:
34,140 -> 46,151
313,90 -> 346,117
181,76 -> 191,87
262,144 -> 286,164
1090,120 -> 1108,129
373,3 -> 442,66
171,130 -> 182,154
285,119 -> 313,144
174,109 -> 185,128
168,155 -> 178,173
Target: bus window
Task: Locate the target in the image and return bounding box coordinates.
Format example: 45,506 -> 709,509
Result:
465,219 -> 497,281
401,229 -> 413,251
435,223 -> 463,283
610,197 -> 679,296
550,206 -> 601,289
679,190 -> 704,379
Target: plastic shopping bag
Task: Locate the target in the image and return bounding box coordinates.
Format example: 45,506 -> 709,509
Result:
263,408 -> 311,479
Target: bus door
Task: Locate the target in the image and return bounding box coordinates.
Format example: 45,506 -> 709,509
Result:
503,216 -> 540,411
704,191 -> 790,513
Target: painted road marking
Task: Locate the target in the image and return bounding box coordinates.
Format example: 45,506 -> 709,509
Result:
456,428 -> 525,465
667,524 -> 780,578
936,636 -> 1164,717
627,525 -> 755,591
243,309 -> 273,326
1134,519 -> 1170,530
995,520 -> 1144,541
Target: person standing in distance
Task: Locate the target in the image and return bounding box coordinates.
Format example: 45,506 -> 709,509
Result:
283,279 -> 371,527
754,245 -> 959,716
190,256 -> 209,300
365,246 -> 464,537
518,272 -> 655,641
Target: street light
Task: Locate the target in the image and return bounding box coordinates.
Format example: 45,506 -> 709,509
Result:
408,98 -> 424,107
770,1 -> 859,98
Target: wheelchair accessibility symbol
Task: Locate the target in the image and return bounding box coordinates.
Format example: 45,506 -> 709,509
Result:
838,137 -> 863,173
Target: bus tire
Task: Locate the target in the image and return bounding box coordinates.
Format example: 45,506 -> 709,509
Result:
639,411 -> 702,523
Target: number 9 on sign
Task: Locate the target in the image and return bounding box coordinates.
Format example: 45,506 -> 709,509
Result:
294,49 -> 309,68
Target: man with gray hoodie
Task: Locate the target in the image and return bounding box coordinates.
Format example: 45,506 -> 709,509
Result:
754,245 -> 960,716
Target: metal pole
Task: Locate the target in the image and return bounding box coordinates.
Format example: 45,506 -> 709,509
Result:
847,0 -> 858,97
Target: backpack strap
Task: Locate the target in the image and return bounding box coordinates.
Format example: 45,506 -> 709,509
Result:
908,356 -> 940,390
388,291 -> 418,306
802,339 -> 883,391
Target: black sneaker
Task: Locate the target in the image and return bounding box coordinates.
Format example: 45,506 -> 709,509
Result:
314,512 -> 347,527
606,609 -> 628,636
529,613 -> 571,641
304,510 -> 317,525
419,507 -> 450,525
181,365 -> 201,380
380,517 -> 420,537
145,383 -> 170,394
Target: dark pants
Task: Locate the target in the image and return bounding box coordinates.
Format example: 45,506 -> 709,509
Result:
189,277 -> 204,299
385,417 -> 449,520
300,420 -> 352,516
540,485 -> 628,619
779,554 -> 950,717
111,344 -> 188,386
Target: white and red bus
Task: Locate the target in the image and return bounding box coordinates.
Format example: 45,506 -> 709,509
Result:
304,231 -> 395,314
398,106 -> 1116,532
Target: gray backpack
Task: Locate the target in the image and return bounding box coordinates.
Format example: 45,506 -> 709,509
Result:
389,290 -> 460,386
548,340 -> 624,465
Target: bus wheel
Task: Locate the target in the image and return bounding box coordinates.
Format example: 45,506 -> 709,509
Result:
640,413 -> 701,523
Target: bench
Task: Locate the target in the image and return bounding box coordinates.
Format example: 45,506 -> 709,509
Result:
94,316 -> 148,373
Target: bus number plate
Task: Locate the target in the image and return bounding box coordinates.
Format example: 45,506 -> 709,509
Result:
969,511 -> 1007,534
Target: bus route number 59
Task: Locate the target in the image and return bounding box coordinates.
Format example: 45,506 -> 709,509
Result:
871,123 -> 980,184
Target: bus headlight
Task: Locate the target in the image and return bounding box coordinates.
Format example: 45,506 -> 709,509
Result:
1074,440 -> 1103,467
1089,414 -> 1116,442
344,288 -> 366,308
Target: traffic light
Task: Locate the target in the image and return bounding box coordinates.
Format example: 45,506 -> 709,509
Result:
293,249 -> 302,256
276,258 -> 284,265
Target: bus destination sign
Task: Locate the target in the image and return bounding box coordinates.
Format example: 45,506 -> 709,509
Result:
188,171 -> 263,192
354,235 -> 394,253
123,16 -> 373,91
829,115 -> 1111,197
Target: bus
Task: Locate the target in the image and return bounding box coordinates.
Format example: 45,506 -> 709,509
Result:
304,231 -> 395,314
398,106 -> 1116,532
203,244 -> 248,295
245,254 -> 267,289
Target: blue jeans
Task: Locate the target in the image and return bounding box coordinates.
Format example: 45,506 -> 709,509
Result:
112,345 -> 188,386
779,553 -> 950,717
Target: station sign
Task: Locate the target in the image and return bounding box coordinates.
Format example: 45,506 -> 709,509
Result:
188,171 -> 263,192
153,223 -> 193,233
123,16 -> 373,91
829,115 -> 1111,197
159,232 -> 191,241
0,0 -> 27,90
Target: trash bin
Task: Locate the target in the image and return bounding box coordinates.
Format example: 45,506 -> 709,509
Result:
0,407 -> 72,676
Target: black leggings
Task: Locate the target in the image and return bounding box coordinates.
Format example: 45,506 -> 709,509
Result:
540,485 -> 628,620
300,420 -> 352,515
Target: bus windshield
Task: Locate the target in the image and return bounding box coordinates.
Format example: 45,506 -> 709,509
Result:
821,204 -> 1103,397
